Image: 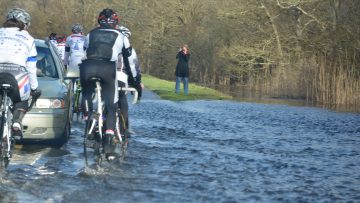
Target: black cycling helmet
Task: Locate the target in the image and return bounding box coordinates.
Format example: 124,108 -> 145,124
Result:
49,33 -> 57,40
97,8 -> 119,27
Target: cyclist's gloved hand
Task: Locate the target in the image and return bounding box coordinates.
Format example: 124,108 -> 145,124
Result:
31,88 -> 42,99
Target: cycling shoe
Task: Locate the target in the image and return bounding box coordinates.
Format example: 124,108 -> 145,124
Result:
104,132 -> 115,155
12,122 -> 23,140
105,152 -> 116,161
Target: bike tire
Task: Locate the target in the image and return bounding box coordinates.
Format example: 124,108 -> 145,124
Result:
0,109 -> 9,169
83,114 -> 103,167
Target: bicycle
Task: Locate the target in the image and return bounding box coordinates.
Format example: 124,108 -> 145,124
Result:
83,77 -> 138,167
0,72 -> 40,169
72,78 -> 82,121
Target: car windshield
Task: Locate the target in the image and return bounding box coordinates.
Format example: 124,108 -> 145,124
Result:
36,46 -> 58,78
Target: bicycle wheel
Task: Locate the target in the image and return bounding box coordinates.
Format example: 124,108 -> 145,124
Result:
0,109 -> 9,168
74,88 -> 82,119
114,110 -> 129,161
83,114 -> 103,167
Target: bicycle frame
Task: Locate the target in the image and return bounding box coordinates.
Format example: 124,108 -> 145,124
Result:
84,80 -> 137,165
87,81 -> 104,140
87,82 -> 138,141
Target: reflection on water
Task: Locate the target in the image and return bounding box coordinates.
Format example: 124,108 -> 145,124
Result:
0,90 -> 359,202
215,85 -> 360,113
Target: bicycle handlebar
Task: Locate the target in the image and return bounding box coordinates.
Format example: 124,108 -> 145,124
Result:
118,87 -> 138,104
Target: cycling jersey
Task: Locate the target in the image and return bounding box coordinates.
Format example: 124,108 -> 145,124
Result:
49,39 -> 66,61
128,48 -> 141,79
117,48 -> 140,84
84,27 -> 130,62
64,33 -> 85,72
0,27 -> 38,93
81,26 -> 131,131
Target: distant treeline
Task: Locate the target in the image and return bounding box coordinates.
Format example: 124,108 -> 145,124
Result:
1,0 -> 359,111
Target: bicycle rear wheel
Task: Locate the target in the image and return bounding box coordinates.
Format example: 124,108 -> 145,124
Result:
83,114 -> 103,167
0,109 -> 9,169
73,89 -> 82,121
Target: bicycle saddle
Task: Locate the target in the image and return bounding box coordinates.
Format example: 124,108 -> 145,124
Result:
89,77 -> 102,82
0,84 -> 13,91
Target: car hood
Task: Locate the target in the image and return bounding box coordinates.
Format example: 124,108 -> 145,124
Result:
37,78 -> 68,98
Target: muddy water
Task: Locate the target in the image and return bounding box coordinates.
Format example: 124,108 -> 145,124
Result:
0,89 -> 359,202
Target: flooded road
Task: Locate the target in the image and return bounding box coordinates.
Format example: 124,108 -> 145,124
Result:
1,89 -> 360,202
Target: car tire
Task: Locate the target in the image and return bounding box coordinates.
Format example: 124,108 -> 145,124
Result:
64,121 -> 71,142
53,121 -> 70,147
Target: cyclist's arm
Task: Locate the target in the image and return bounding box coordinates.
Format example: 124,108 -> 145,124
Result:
27,41 -> 38,90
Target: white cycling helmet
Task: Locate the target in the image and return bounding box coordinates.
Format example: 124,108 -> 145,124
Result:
119,26 -> 131,38
72,23 -> 83,34
6,8 -> 31,26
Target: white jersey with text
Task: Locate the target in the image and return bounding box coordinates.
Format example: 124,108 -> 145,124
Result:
49,39 -> 66,61
0,27 -> 38,92
64,33 -> 85,71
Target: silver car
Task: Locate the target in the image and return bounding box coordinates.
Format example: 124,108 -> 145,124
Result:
21,39 -> 73,146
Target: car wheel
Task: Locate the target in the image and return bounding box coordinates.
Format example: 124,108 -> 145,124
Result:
54,121 -> 70,147
64,121 -> 71,141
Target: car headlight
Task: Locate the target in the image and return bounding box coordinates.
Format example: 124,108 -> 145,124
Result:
35,98 -> 65,108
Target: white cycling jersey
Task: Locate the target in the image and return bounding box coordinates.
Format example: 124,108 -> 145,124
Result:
49,39 -> 66,61
117,48 -> 140,82
0,27 -> 38,91
64,33 -> 86,71
128,48 -> 140,78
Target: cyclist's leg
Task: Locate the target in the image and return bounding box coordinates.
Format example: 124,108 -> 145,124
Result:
100,62 -> 117,158
102,73 -> 117,133
117,81 -> 129,134
79,61 -> 96,118
80,80 -> 95,118
12,101 -> 28,137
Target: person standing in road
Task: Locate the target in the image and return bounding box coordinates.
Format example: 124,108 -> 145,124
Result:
175,44 -> 190,95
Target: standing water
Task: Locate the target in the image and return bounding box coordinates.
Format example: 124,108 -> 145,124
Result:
0,90 -> 359,202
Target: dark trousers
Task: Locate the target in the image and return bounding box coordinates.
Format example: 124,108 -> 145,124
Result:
80,59 -> 117,131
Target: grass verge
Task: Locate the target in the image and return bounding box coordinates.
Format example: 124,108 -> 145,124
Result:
142,74 -> 232,101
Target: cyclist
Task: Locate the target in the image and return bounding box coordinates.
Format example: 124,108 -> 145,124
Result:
64,23 -> 86,75
0,8 -> 40,137
80,8 -> 132,160
49,32 -> 57,44
48,33 -> 67,62
116,26 -> 143,137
